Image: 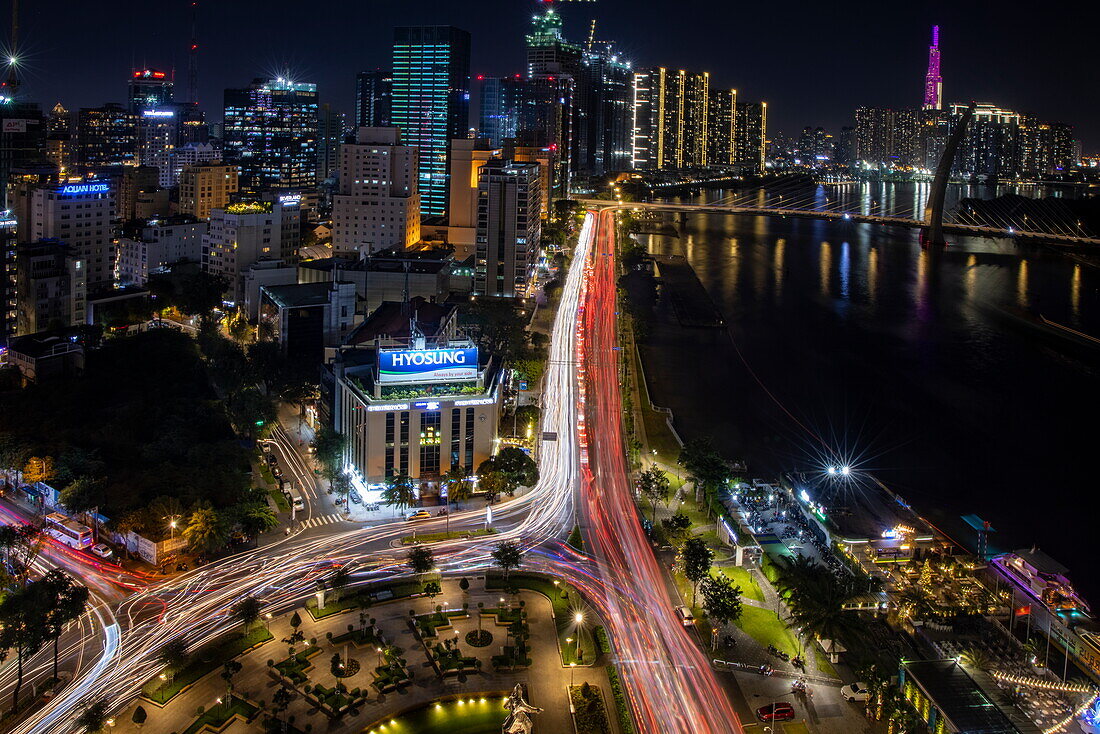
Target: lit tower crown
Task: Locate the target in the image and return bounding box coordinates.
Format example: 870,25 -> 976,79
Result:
923,25 -> 943,110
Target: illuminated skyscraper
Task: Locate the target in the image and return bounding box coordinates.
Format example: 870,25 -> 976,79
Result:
355,69 -> 392,129
128,68 -> 174,114
632,68 -> 711,170
77,103 -> 138,173
223,77 -> 319,194
391,26 -> 471,218
923,26 -> 943,111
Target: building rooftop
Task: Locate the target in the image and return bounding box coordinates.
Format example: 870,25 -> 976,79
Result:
903,660 -> 1022,734
346,297 -> 456,346
1009,547 -> 1070,578
261,281 -> 349,309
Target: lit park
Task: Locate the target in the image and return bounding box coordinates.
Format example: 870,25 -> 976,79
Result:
2,2 -> 1100,734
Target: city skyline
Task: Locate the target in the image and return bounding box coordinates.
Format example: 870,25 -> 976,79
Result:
5,0 -> 1098,149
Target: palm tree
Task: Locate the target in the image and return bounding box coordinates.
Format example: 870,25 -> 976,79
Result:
959,647 -> 993,672
382,473 -> 416,515
183,506 -> 226,556
442,465 -> 468,534
406,545 -> 435,584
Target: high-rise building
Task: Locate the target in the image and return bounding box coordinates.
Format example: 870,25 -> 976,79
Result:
44,103 -> 74,178
331,127 -> 420,257
115,166 -> 160,222
478,76 -> 525,148
475,160 -> 541,298
355,70 -> 392,129
223,77 -> 319,194
0,213 -> 16,341
391,26 -> 471,218
796,127 -> 832,167
632,68 -> 712,170
1018,115 -> 1076,177
949,103 -> 1019,177
15,239 -> 87,335
526,7 -> 582,77
576,44 -> 634,174
922,26 -> 943,111
170,141 -> 218,186
202,200 -> 299,301
136,108 -> 178,187
128,68 -> 174,113
515,76 -> 573,196
178,161 -> 239,220
317,104 -> 346,185
449,138 -> 501,255
707,88 -> 738,167
18,180 -> 115,291
77,104 -> 138,173
0,100 -> 47,208
735,102 -> 768,173
853,107 -> 919,168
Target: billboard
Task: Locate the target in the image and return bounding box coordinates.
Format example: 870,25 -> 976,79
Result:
379,347 -> 478,384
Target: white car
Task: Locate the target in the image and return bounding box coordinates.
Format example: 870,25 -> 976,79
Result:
90,543 -> 114,559
841,682 -> 872,702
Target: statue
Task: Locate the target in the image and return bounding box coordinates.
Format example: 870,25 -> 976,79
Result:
502,683 -> 543,734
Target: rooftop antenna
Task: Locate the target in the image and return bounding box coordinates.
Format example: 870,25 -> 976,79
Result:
188,1 -> 198,104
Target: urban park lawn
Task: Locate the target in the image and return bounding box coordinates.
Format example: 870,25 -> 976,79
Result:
364,697 -> 507,734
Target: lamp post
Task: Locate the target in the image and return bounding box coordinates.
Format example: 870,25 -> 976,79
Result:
574,612 -> 585,660
570,661 -> 577,687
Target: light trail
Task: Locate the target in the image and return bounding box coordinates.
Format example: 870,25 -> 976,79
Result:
573,207 -> 744,732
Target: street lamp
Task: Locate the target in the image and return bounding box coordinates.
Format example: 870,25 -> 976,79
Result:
570,661 -> 577,686
574,612 -> 585,659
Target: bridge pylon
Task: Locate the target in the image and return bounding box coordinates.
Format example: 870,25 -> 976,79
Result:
922,103 -> 974,248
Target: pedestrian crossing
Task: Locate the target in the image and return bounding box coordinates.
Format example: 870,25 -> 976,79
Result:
299,513 -> 344,529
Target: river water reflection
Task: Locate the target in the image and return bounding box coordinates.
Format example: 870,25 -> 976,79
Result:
638,182 -> 1100,599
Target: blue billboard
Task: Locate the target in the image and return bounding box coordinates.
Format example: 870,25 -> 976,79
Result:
379,347 -> 478,384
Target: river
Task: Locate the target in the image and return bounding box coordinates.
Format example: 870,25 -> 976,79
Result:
636,181 -> 1100,602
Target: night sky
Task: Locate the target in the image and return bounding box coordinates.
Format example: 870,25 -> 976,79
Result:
9,0 -> 1100,151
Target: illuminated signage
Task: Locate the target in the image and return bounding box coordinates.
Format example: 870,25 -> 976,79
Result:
454,397 -> 495,407
366,403 -> 409,412
142,109 -> 175,118
277,193 -> 302,205
378,348 -> 478,384
413,401 -> 441,410
60,182 -> 110,195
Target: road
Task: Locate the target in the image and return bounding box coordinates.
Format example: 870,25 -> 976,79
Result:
574,207 -> 744,732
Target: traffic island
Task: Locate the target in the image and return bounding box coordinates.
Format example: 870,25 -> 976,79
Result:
569,682 -> 612,734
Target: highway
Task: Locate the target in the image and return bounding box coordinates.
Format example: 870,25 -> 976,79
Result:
573,208 -> 744,732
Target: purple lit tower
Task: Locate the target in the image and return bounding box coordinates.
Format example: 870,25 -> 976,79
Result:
922,25 -> 943,110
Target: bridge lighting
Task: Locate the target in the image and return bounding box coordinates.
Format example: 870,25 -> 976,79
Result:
841,465 -> 851,476
827,465 -> 837,475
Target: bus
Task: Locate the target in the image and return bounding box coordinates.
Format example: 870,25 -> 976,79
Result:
44,512 -> 94,550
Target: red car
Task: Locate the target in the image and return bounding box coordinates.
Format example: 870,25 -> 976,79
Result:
756,702 -> 795,722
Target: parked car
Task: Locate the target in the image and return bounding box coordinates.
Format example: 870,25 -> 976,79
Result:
90,543 -> 113,559
756,702 -> 795,722
349,489 -> 363,505
406,510 -> 432,521
841,682 -> 872,702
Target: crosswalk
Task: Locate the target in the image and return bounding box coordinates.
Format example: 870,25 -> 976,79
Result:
299,513 -> 344,529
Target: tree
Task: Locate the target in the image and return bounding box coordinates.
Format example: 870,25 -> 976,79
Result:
39,569 -> 90,683
183,506 -> 227,555
678,438 -> 733,514
479,448 -> 539,495
490,541 -> 523,583
272,686 -> 293,731
406,545 -> 435,581
21,455 -> 55,485
132,704 -> 148,727
0,579 -> 49,707
701,574 -> 743,630
235,502 -> 279,537
381,473 -> 416,514
226,386 -> 276,439
638,465 -> 671,523
221,659 -> 243,708
311,427 -> 348,480
156,638 -> 190,683
329,472 -> 353,512
75,699 -> 112,733
59,476 -> 104,518
680,537 -> 713,607
232,596 -> 263,632
661,512 -> 692,544
175,271 -> 228,318
0,524 -> 42,589
328,565 -> 352,604
478,471 -> 508,505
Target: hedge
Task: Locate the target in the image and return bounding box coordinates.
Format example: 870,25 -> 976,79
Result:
605,665 -> 637,734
